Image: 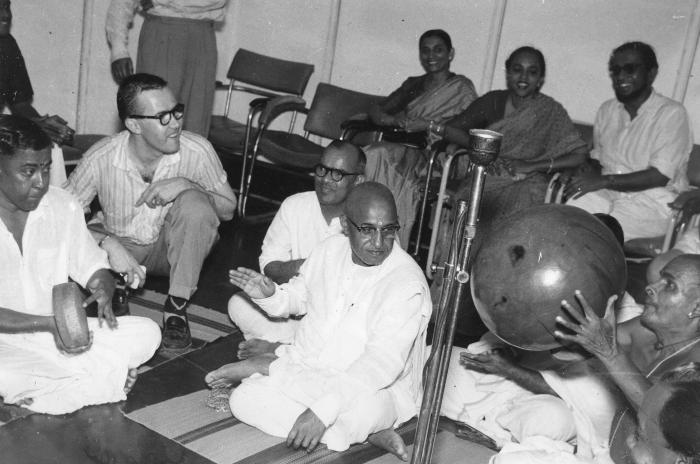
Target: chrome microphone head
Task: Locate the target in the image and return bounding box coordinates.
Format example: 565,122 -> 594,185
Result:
468,129 -> 502,166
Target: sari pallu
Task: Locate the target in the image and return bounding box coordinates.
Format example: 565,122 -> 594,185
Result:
366,74 -> 477,247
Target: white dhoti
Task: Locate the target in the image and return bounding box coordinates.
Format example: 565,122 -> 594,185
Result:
0,316 -> 161,414
230,369 -> 397,451
227,293 -> 298,343
440,346 -> 575,448
566,188 -> 674,240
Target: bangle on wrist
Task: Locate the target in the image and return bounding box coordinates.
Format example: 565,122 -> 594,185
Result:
98,234 -> 111,248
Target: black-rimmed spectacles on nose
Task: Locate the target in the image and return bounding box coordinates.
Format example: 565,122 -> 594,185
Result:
608,63 -> 644,76
346,217 -> 400,238
313,163 -> 363,182
129,103 -> 185,126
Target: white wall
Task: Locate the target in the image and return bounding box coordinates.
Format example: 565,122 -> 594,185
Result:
11,0 -> 700,137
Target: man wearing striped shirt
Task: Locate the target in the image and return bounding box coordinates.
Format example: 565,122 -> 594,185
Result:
66,73 -> 236,351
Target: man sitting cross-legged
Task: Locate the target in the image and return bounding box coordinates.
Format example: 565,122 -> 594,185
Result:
205,182 -> 431,459
0,115 -> 161,415
66,73 -> 236,351
229,140 -> 365,359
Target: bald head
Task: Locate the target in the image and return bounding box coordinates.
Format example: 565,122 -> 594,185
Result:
344,182 -> 397,220
665,255 -> 700,282
342,182 -> 399,267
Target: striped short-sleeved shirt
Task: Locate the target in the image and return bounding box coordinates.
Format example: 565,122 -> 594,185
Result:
66,130 -> 227,245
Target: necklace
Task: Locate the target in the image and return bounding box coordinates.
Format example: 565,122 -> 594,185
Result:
653,335 -> 700,351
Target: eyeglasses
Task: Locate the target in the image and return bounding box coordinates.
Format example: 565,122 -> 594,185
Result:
346,217 -> 400,238
129,103 -> 185,126
608,63 -> 644,76
314,163 -> 363,182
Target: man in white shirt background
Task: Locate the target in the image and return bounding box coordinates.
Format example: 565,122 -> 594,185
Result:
229,140 -> 366,358
566,41 -> 693,240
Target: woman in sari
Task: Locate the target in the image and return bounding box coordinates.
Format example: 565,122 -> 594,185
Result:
435,45 -> 588,231
365,29 -> 477,246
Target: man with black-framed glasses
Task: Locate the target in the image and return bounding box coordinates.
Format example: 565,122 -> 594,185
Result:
228,140 -> 366,359
66,73 -> 237,352
566,41 -> 692,241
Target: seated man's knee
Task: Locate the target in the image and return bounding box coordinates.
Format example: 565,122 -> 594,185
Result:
497,395 -> 575,443
227,293 -> 251,323
173,190 -> 219,225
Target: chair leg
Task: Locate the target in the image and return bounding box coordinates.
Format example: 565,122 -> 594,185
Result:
240,126 -> 266,217
238,106 -> 260,217
413,149 -> 441,258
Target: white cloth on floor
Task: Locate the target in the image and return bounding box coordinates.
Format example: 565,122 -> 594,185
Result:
566,90 -> 692,239
0,187 -> 161,414
441,332 -> 624,462
440,340 -> 574,448
229,235 -> 432,451
229,191 -> 341,341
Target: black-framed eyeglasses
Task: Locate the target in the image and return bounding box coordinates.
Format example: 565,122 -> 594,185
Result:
346,217 -> 400,238
314,163 -> 363,182
129,103 -> 185,126
608,63 -> 644,76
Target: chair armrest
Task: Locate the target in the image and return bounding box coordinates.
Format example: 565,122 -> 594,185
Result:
340,117 -> 428,149
258,95 -> 308,127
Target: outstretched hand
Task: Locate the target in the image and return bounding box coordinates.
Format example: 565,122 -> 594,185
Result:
287,408 -> 327,453
228,267 -> 275,299
459,348 -> 519,378
554,291 -> 618,361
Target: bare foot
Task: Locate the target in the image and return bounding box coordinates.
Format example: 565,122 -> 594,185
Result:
368,428 -> 409,461
16,397 -> 33,407
237,339 -> 281,360
204,353 -> 277,388
124,368 -> 138,394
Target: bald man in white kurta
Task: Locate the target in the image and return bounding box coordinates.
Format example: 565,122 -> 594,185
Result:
229,234 -> 431,451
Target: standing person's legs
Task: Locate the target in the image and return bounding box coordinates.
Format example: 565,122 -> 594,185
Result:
136,16 -> 216,137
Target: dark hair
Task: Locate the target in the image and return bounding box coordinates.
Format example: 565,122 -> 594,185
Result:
506,46 -> 546,77
658,363 -> 700,463
419,29 -> 453,51
0,114 -> 52,157
611,42 -> 658,71
116,73 -> 168,122
593,213 -> 624,246
326,139 -> 367,172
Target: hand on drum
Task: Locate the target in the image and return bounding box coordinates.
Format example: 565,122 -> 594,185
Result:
228,267 -> 276,299
554,290 -> 619,361
85,269 -> 117,329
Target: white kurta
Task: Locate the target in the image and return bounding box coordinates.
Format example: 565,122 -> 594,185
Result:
0,187 -> 161,414
567,90 -> 693,239
229,191 -> 342,342
229,235 -> 432,451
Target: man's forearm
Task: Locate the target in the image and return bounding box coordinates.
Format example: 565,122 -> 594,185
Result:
599,352 -> 651,411
0,307 -> 54,335
264,259 -> 305,285
604,167 -> 668,192
505,365 -> 559,396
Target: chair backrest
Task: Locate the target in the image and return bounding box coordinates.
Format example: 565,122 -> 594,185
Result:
227,49 -> 314,96
304,83 -> 384,140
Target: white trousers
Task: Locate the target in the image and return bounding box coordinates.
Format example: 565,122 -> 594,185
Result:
440,348 -> 575,447
566,188 -> 674,240
0,316 -> 161,414
228,293 -> 298,343
230,373 -> 397,451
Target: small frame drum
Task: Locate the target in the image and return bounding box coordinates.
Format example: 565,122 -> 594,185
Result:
52,282 -> 90,350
